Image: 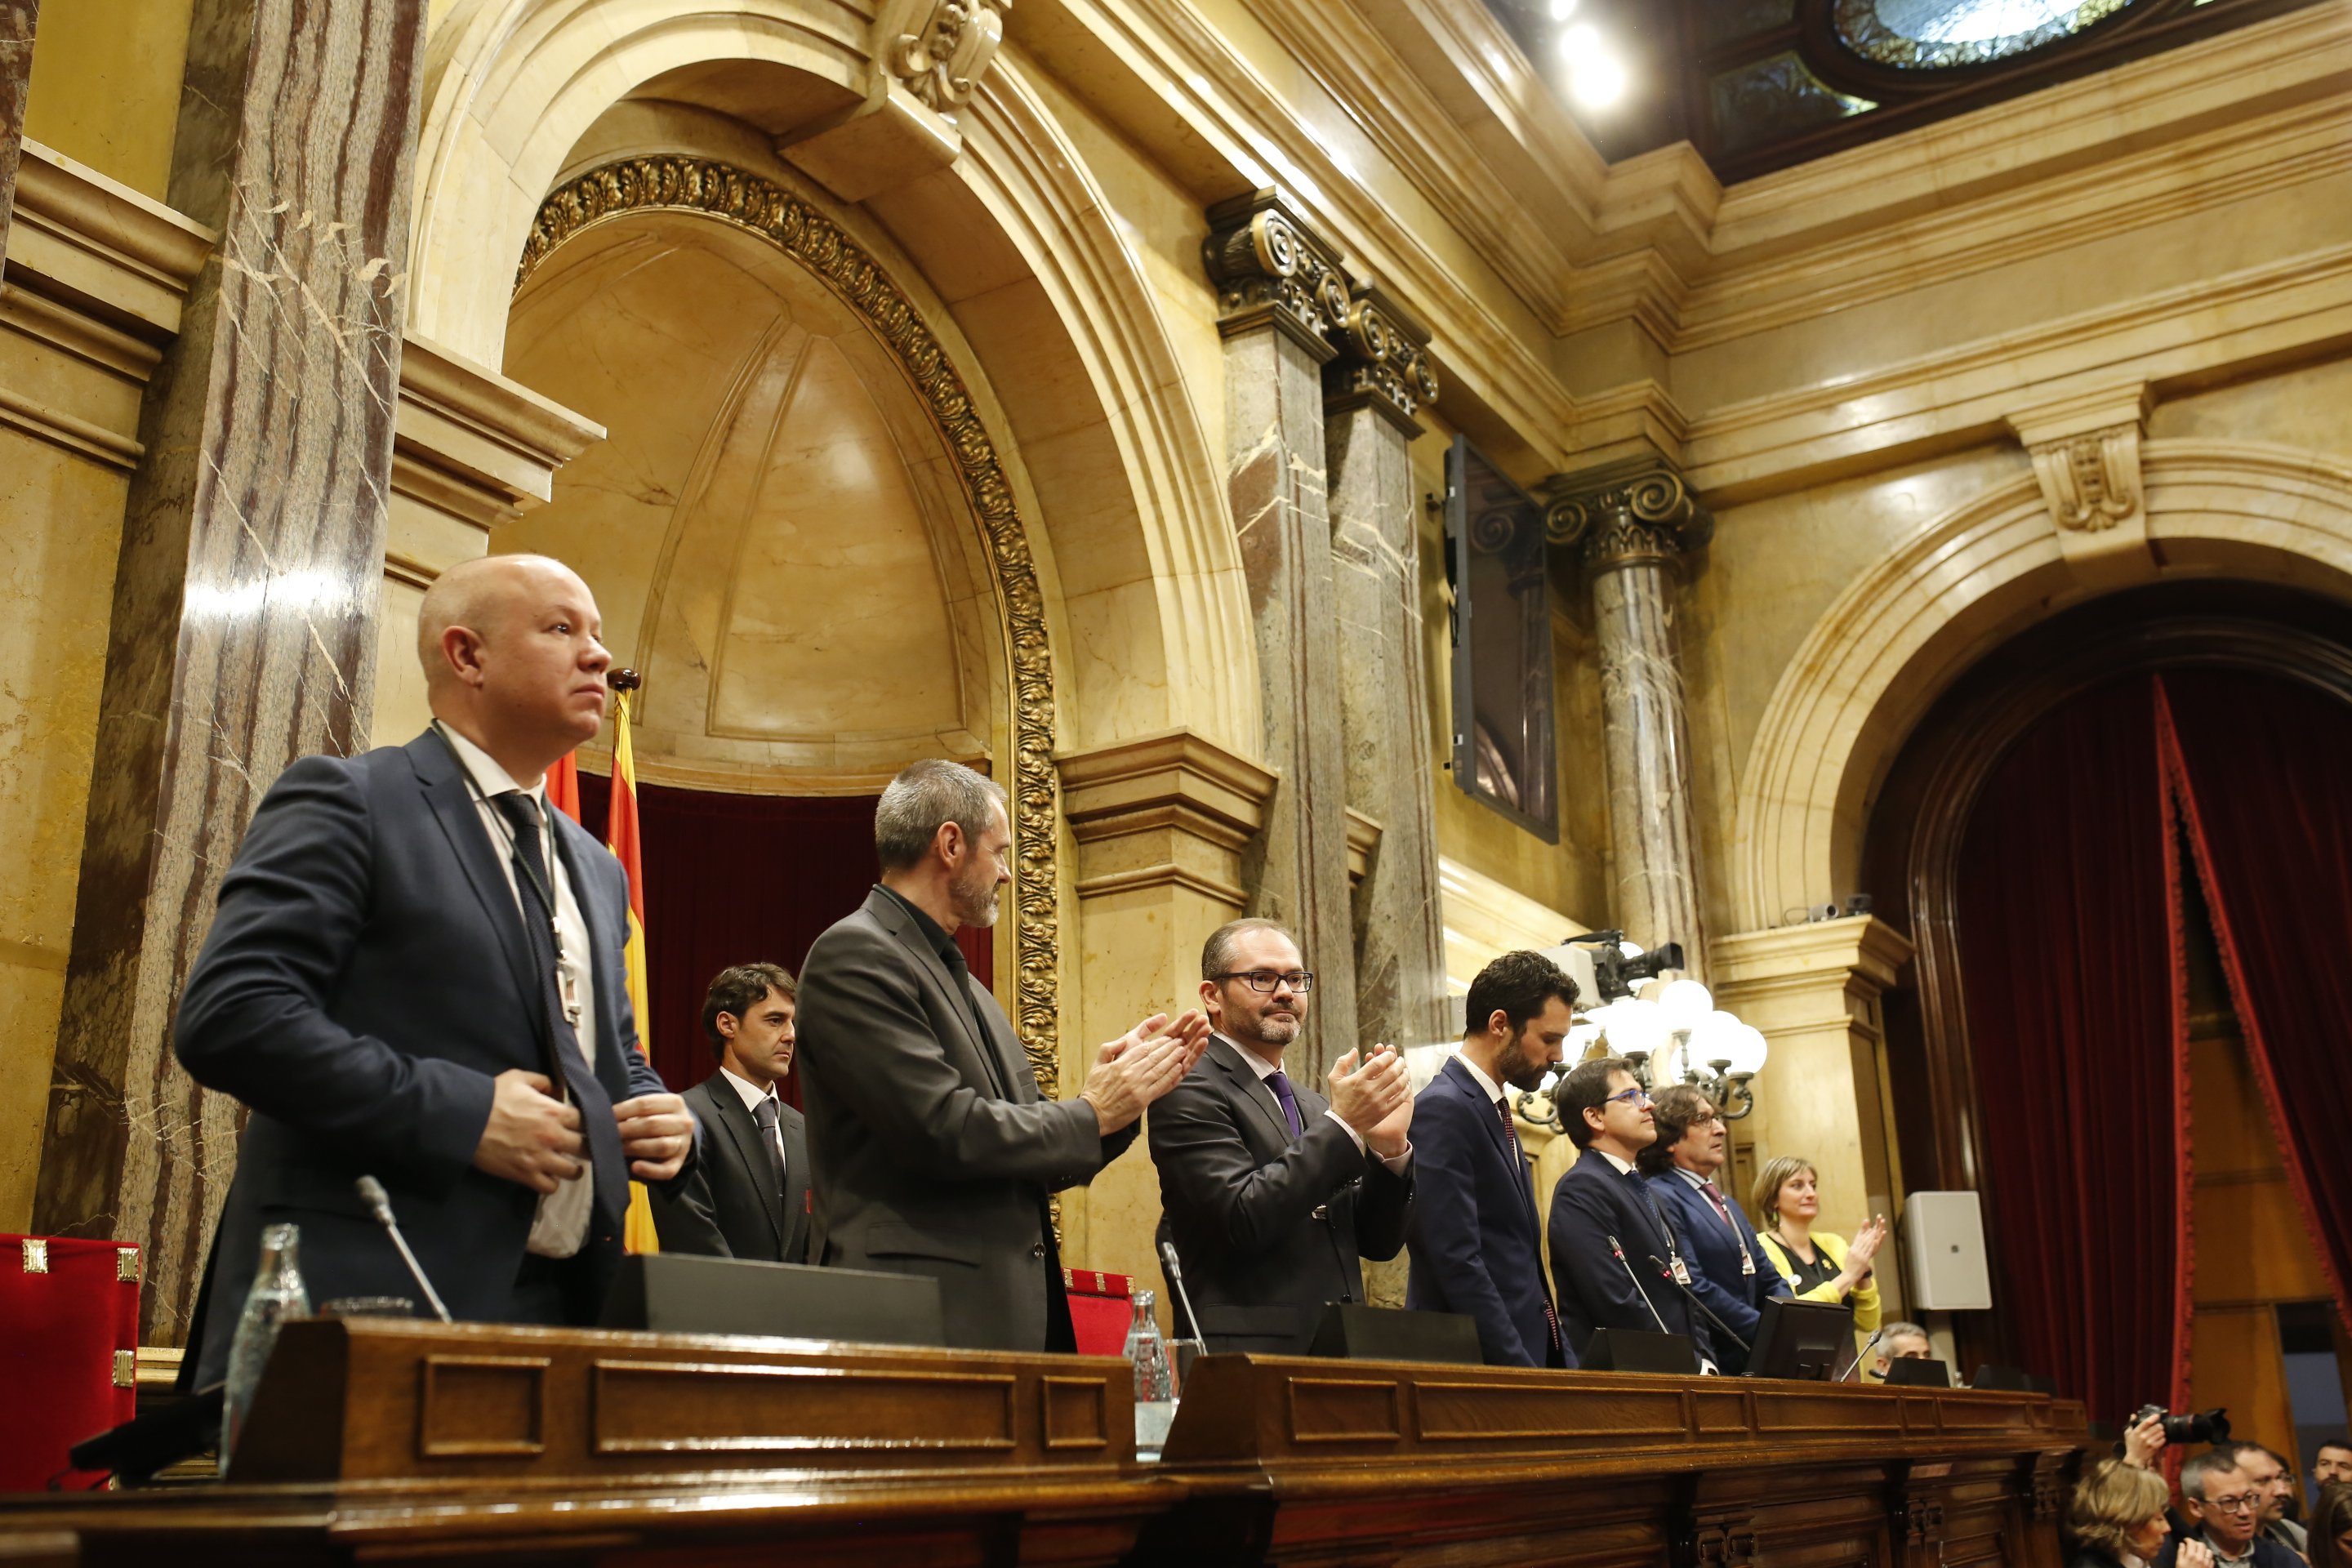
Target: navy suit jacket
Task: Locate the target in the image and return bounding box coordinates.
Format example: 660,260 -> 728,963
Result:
1548,1147 -> 1714,1368
177,729 -> 686,1383
1647,1170 -> 1788,1374
1404,1057 -> 1565,1368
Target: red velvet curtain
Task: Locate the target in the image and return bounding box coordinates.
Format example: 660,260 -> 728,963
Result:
1956,676 -> 2193,1417
576,775 -> 991,1102
2158,670 -> 2352,1334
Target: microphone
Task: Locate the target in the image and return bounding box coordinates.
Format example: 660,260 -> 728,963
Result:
1606,1234 -> 1672,1334
1159,1240 -> 1205,1343
1646,1254 -> 1752,1356
1839,1325 -> 1886,1383
356,1176 -> 454,1323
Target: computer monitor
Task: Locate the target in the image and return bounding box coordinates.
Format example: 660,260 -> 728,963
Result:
1581,1328 -> 1699,1374
1747,1297 -> 1854,1381
1885,1356 -> 1953,1388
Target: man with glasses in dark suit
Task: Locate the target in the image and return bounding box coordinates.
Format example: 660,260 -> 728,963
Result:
1547,1056 -> 1715,1370
1149,918 -> 1414,1353
1639,1084 -> 1787,1374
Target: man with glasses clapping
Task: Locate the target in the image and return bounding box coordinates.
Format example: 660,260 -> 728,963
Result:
1546,1056 -> 1717,1370
1148,919 -> 1414,1353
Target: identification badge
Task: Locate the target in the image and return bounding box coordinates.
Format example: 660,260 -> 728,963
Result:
1671,1254 -> 1693,1287
1740,1245 -> 1757,1276
556,948 -> 584,1027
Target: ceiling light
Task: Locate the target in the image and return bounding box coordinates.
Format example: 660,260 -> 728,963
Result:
1559,24 -> 1628,109
1548,0 -> 1579,16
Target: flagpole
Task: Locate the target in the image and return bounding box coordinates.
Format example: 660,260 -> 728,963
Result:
608,668 -> 662,1256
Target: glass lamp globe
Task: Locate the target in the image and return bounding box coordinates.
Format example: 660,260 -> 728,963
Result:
1688,1009 -> 1744,1067
1655,978 -> 1714,1032
1601,996 -> 1668,1061
1725,1023 -> 1770,1077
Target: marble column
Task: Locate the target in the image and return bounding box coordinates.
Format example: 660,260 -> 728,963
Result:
1203,189 -> 1358,1076
0,1 -> 34,285
1544,460 -> 1713,976
1324,281 -> 1446,1054
33,0 -> 431,1344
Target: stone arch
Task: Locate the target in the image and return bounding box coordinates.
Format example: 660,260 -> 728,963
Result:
407,0 -> 1258,758
1732,441 -> 2352,936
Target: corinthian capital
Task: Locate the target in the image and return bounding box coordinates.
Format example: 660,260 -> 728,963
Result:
1202,189 -> 1350,361
1541,457 -> 1713,571
1326,279 -> 1441,434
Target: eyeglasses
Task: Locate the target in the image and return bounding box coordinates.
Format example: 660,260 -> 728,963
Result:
2206,1494 -> 2262,1515
1215,970 -> 1315,994
1604,1086 -> 1652,1108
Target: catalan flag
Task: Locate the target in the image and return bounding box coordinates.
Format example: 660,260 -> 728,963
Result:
607,675 -> 660,1255
546,752 -> 581,826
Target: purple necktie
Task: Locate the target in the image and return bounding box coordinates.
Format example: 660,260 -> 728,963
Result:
1266,1068 -> 1306,1138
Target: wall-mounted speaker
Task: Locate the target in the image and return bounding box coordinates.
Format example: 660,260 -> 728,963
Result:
1902,1191 -> 1992,1311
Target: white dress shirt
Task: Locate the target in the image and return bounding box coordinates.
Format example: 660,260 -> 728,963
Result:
438,723 -> 599,1258
719,1063 -> 787,1190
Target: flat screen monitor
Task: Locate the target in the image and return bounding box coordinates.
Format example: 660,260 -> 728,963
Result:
1885,1356 -> 1953,1388
1748,1297 -> 1854,1381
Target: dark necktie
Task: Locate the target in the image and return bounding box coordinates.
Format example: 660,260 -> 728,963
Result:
1493,1095 -> 1563,1361
751,1095 -> 787,1198
1266,1068 -> 1307,1138
1699,1179 -> 1736,1230
493,793 -> 581,1099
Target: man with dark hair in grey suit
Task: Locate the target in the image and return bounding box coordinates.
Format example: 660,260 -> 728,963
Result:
795,760 -> 1210,1352
176,555 -> 697,1383
651,962 -> 812,1265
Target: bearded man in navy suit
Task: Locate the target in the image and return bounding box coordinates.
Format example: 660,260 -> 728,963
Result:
1405,950 -> 1579,1367
177,555 -> 698,1383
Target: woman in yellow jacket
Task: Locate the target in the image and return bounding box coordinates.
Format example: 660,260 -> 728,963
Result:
1751,1155 -> 1891,1362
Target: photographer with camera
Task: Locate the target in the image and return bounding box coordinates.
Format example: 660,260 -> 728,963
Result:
2159,1451 -> 2305,1568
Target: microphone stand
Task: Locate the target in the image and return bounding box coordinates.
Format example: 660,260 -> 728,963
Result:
1606,1235 -> 1673,1334
357,1176 -> 454,1322
1646,1254 -> 1752,1356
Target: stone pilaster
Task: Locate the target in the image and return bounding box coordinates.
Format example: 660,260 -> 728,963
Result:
0,0 -> 33,286
1324,279 -> 1446,1053
1544,458 -> 1713,975
33,0 -> 432,1344
1057,730 -> 1276,1317
1713,915 -> 1914,1310
1203,189 -> 1358,1076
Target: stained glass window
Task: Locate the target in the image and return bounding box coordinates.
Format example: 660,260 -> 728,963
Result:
1833,0 -> 2139,68
1711,51 -> 1875,145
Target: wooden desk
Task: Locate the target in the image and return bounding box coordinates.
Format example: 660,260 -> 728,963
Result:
0,1327 -> 2087,1568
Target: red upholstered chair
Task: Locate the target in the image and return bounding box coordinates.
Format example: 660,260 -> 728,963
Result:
0,1234 -> 142,1490
1062,1267 -> 1135,1357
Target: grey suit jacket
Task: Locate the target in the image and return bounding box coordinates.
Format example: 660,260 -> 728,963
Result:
1149,1036 -> 1412,1353
651,1071 -> 812,1265
175,729 -> 689,1383
795,886 -> 1134,1350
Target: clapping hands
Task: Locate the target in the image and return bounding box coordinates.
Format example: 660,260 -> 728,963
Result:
1080,1010 -> 1212,1133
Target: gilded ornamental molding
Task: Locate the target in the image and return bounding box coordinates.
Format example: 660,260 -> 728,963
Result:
1540,456 -> 1713,571
516,156 -> 1064,1096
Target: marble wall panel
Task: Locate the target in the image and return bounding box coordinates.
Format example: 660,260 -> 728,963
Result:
35,0 -> 430,1344
1222,322 -> 1359,1076
0,0 -> 32,283
1328,403 -> 1447,1050
16,0 -> 191,202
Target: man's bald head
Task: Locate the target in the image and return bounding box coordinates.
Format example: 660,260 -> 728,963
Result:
418,555 -> 586,688
418,553 -> 611,782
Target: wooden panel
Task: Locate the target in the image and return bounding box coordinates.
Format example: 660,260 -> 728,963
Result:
1041,1375 -> 1111,1450
1411,1379 -> 1689,1443
593,1362 -> 1019,1456
419,1355 -> 547,1459
1285,1376 -> 1401,1443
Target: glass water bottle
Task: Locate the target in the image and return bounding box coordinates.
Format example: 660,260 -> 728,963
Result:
1125,1288 -> 1177,1458
221,1222 -> 311,1465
